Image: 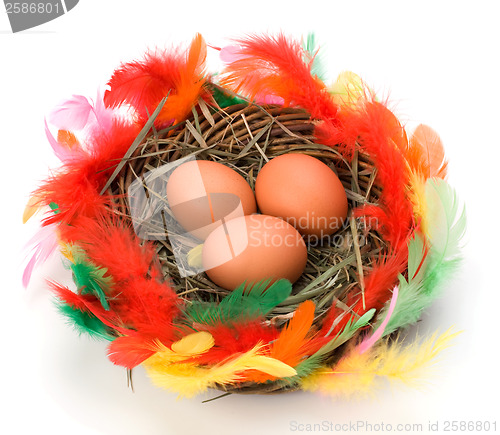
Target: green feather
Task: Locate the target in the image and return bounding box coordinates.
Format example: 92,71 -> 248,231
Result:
380,235 -> 431,336
407,231 -> 426,280
293,353 -> 324,379
422,178 -> 466,293
277,353 -> 325,389
49,202 -> 60,214
209,83 -> 247,108
67,246 -> 113,310
71,262 -> 112,310
314,309 -> 376,359
56,302 -> 113,341
303,32 -> 326,81
185,279 -> 292,325
376,179 -> 466,336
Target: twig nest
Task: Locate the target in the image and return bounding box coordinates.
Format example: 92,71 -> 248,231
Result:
26,34 -> 464,398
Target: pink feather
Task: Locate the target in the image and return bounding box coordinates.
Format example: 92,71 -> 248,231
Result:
22,256 -> 38,289
48,92 -> 114,137
219,45 -> 246,63
89,90 -> 114,135
256,94 -> 285,105
48,95 -> 92,131
22,224 -> 59,288
44,119 -> 78,162
44,91 -> 116,162
357,286 -> 399,354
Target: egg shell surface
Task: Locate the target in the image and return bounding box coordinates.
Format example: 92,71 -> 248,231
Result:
255,154 -> 348,238
202,214 -> 307,291
166,160 -> 257,240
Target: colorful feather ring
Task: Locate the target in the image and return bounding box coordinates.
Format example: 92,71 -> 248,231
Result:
24,33 -> 465,399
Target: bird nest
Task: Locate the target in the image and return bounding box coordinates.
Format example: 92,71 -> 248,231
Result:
108,103 -> 384,327
102,101 -> 387,394
26,34 -> 463,399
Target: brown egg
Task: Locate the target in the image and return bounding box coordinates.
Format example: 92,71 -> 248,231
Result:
166,160 -> 256,240
255,154 -> 348,240
202,214 -> 307,290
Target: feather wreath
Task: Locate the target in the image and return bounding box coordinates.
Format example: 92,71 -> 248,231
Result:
23,33 -> 465,399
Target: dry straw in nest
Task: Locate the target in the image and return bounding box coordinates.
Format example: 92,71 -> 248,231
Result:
107,99 -> 386,337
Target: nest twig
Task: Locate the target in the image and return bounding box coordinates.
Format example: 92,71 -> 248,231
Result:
107,102 -> 386,329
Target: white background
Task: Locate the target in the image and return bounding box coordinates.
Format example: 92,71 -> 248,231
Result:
1,1 -> 499,434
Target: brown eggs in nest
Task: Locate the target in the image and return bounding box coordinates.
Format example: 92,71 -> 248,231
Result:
202,214 -> 307,291
255,154 -> 348,240
166,160 -> 257,240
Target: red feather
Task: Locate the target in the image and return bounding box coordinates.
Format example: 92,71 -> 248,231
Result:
34,119 -> 140,226
347,101 -> 414,249
104,52 -> 178,121
49,281 -> 131,336
190,320 -> 279,365
109,277 -> 180,343
320,246 -> 408,337
350,246 -> 408,310
53,280 -> 163,368
312,96 -> 414,338
60,214 -> 158,283
107,335 -> 156,368
104,34 -> 207,126
220,33 -> 339,122
59,214 -> 181,343
314,109 -> 355,157
52,279 -> 180,369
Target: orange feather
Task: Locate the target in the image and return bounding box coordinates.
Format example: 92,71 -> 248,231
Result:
407,124 -> 448,179
244,300 -> 316,383
271,300 -> 316,367
105,34 -> 207,127
160,33 -> 207,124
57,130 -> 80,149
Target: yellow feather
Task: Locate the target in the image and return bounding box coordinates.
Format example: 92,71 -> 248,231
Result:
301,328 -> 459,397
375,328 -> 460,386
301,347 -> 379,398
23,195 -> 42,224
144,344 -> 296,398
146,331 -> 215,365
187,244 -> 204,269
243,355 -> 297,378
171,331 -> 214,355
145,363 -> 203,398
408,172 -> 429,234
144,347 -> 180,365
59,244 -> 72,263
59,243 -> 79,263
329,71 -> 365,108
